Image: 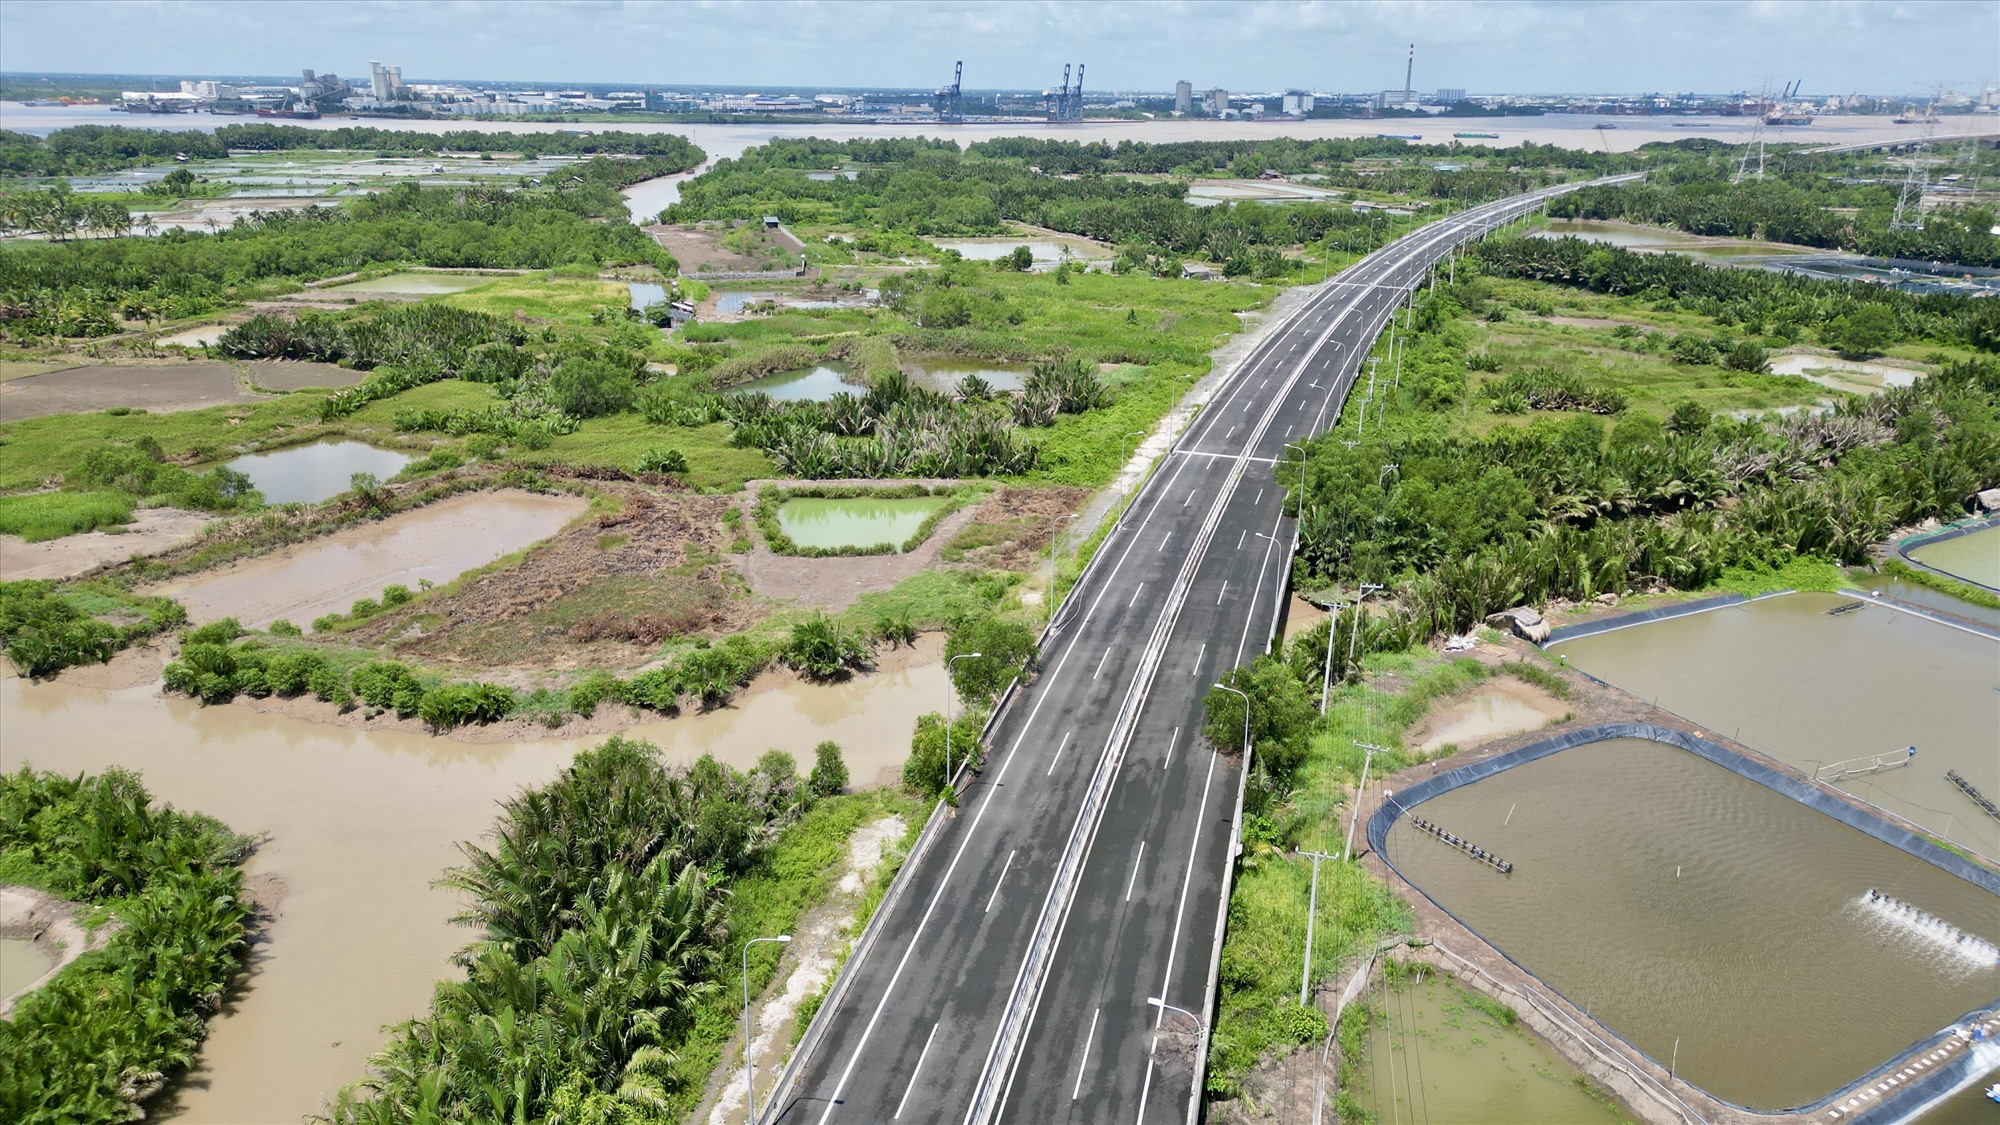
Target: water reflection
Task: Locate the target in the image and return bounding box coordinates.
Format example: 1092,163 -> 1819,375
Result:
225,440 -> 412,505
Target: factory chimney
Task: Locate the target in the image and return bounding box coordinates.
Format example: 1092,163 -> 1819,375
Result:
1404,44 -> 1414,96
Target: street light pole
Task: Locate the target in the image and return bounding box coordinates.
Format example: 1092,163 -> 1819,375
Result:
741,934 -> 792,1125
944,652 -> 983,790
1213,682 -> 1250,759
1046,512 -> 1078,621
1145,995 -> 1207,1055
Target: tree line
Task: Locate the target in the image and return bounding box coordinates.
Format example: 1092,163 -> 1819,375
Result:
0,767 -> 255,1124
0,124 -> 703,179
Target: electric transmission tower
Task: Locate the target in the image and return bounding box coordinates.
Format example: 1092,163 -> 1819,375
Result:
1890,102 -> 1940,232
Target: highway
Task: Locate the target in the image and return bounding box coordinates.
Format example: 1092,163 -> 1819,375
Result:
765,179 -> 1626,1125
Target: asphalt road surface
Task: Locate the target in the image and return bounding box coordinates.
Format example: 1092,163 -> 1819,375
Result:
766,178 -> 1629,1125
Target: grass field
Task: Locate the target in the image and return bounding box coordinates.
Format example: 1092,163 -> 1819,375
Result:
0,490 -> 134,540
443,275 -> 632,324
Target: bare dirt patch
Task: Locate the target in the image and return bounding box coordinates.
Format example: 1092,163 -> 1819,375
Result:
646,223 -> 772,274
371,486 -> 748,669
1407,675 -> 1569,753
939,485 -> 1090,570
0,508 -> 214,581
0,362 -> 272,421
246,361 -> 367,392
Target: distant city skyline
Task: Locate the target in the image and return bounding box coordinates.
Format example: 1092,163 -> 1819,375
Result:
1,0 -> 1993,98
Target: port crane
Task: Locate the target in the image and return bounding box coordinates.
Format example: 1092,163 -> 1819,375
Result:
933,61 -> 964,123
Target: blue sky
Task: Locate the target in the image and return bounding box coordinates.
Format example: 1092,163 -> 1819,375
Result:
1,0 -> 1991,96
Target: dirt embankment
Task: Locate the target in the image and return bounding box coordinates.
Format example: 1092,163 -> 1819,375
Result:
0,509 -> 216,582
363,484 -> 749,669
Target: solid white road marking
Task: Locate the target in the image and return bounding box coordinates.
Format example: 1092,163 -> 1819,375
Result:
892,1022 -> 941,1119
1125,841 -> 1148,902
985,850 -> 1017,913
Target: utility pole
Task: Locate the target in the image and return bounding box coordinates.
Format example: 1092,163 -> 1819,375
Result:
1345,583 -> 1383,682
1319,600 -> 1345,714
1297,847 -> 1339,1004
1342,741 -> 1388,861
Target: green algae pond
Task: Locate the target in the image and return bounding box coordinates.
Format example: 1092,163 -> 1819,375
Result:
1908,525 -> 2000,593
1548,591 -> 2000,862
774,494 -> 951,552
1348,967 -> 1632,1125
1383,736 -> 2000,1112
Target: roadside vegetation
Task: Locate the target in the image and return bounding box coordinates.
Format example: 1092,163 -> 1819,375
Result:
324,735 -> 915,1123
1546,142 -> 2000,266
1285,245 -> 2000,636
1205,206 -> 1999,1098
0,767 -> 255,1124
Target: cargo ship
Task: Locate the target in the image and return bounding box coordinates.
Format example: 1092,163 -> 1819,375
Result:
1376,133 -> 1422,140
1454,132 -> 1498,139
1764,113 -> 1813,126
256,106 -> 321,119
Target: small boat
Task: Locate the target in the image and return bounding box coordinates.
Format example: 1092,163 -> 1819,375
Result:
1594,123 -> 1617,130
1986,1081 -> 2000,1104
1376,133 -> 1422,140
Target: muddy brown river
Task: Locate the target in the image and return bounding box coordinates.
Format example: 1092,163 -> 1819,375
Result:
0,637 -> 945,1123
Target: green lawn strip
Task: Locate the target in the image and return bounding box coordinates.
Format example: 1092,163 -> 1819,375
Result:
1876,557 -> 2000,611
663,787 -> 923,1115
442,275 -> 631,324
522,417 -> 773,491
0,490 -> 134,541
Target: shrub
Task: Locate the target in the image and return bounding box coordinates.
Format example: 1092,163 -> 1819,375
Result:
809,740 -> 849,797
781,612 -> 869,680
567,670 -> 624,717
268,619 -> 302,637
183,618 -> 244,646
419,681 -> 517,730
902,709 -> 985,793
351,661 -> 425,713
633,447 -> 690,475
944,614 -> 1038,708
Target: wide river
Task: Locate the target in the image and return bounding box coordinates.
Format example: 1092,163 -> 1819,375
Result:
1,640 -> 945,1123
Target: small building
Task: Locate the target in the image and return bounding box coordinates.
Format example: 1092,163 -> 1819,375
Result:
1181,263 -> 1223,281
762,216 -> 782,230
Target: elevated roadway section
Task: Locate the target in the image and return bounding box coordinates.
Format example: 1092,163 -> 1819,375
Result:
766,175 -> 1638,1125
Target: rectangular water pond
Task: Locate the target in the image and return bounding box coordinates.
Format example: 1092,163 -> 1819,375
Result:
775,495 -> 950,551
732,362 -> 859,401
1908,525 -> 2000,592
1550,592 -> 2000,861
1384,736 -> 2000,1112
